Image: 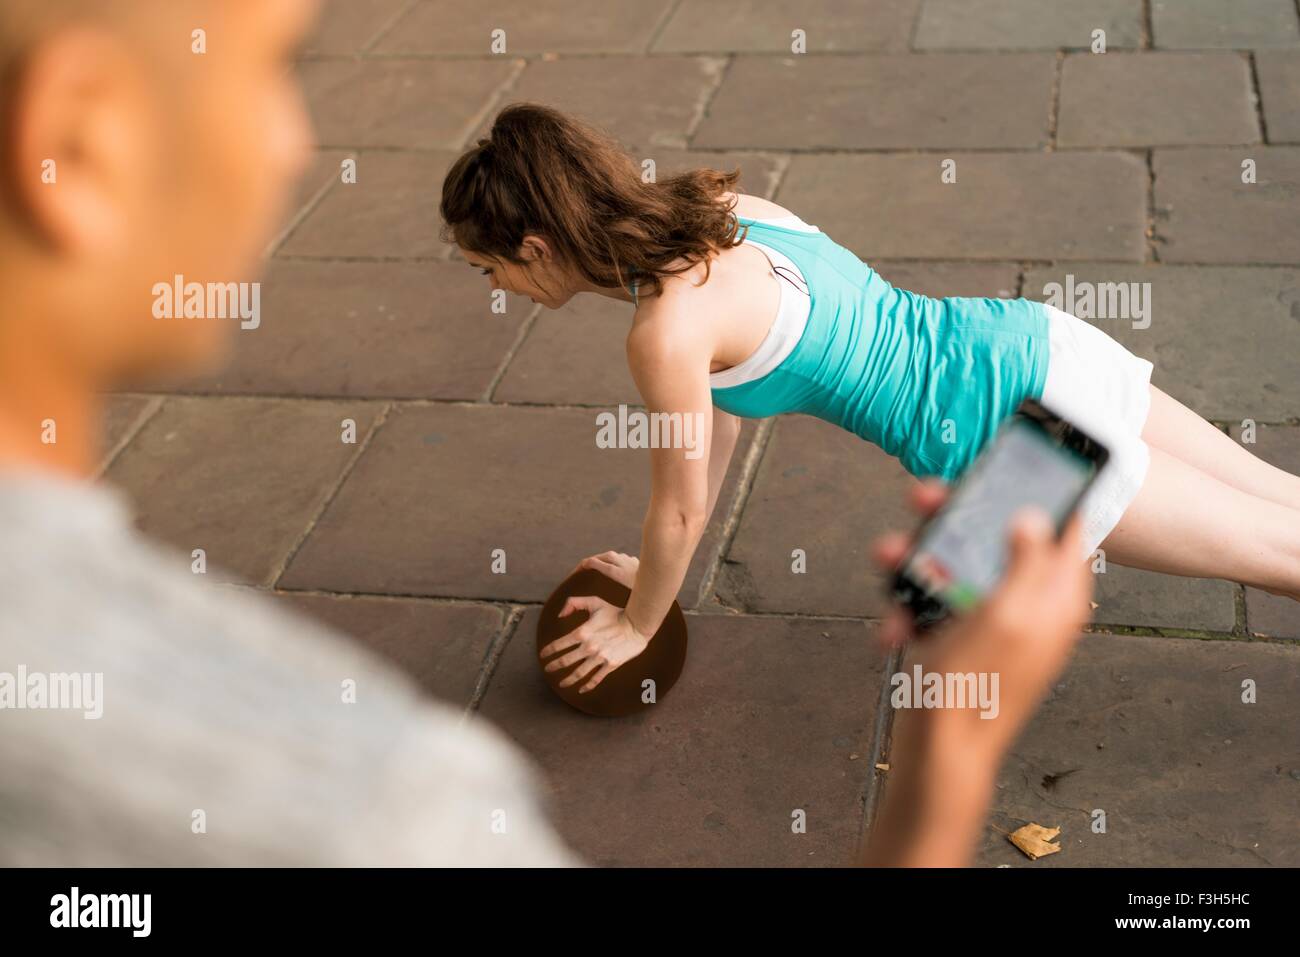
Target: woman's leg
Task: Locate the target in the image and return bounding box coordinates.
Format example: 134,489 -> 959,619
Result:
1142,385 -> 1300,511
1101,446 -> 1300,601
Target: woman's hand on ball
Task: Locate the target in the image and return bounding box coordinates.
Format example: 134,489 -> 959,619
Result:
569,550 -> 639,590
542,596 -> 651,693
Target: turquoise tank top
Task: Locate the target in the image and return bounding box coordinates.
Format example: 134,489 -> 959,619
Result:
629,217 -> 1051,481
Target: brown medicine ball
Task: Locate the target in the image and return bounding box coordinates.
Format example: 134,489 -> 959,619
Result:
535,568 -> 688,717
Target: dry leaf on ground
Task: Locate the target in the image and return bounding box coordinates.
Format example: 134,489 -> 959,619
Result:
1008,823 -> 1061,860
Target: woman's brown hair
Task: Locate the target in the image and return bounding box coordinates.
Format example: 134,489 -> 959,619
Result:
439,102 -> 747,301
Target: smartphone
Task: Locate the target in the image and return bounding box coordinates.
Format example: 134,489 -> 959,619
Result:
891,399 -> 1110,630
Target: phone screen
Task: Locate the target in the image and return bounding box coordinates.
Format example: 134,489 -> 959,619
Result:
900,417 -> 1098,612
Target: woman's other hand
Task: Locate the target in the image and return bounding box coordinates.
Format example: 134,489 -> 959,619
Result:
540,597 -> 651,694
568,550 -> 640,590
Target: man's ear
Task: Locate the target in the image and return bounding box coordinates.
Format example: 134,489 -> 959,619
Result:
6,26 -> 148,254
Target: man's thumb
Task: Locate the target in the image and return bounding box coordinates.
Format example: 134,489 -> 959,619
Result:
1004,506 -> 1054,573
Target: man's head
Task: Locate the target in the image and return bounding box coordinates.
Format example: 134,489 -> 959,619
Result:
0,0 -> 318,384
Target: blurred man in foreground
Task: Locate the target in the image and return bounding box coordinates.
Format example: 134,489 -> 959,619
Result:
0,0 -> 1092,867
0,0 -> 577,866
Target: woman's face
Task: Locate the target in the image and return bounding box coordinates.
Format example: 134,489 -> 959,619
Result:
459,237 -> 578,309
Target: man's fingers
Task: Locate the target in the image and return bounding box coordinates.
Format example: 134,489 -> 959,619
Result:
879,607 -> 914,649
1009,506 -> 1053,545
868,481 -> 946,577
1055,513 -> 1086,560
871,531 -> 911,571
1053,513 -> 1096,602
1001,506 -> 1054,582
909,480 -> 948,516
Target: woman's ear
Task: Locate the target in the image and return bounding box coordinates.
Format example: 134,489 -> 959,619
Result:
519,233 -> 553,264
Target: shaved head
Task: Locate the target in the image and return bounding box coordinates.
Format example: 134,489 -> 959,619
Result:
0,0 -> 319,474
0,1 -> 188,87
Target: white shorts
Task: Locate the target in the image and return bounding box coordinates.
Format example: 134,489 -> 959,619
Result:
1038,303 -> 1155,558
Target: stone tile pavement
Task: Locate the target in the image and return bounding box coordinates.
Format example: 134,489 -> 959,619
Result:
102,0 -> 1299,866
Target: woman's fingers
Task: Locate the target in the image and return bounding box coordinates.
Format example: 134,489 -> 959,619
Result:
539,629 -> 582,658
558,654 -> 603,690
576,662 -> 614,694
542,643 -> 587,673
559,595 -> 602,618
542,596 -> 601,658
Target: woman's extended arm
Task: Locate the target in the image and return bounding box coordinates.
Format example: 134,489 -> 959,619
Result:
539,306 -> 731,694
620,317 -> 719,642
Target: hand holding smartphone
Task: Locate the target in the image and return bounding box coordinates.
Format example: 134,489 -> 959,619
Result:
891,399 -> 1109,630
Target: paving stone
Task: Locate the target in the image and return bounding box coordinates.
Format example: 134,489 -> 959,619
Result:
778,152 -> 1148,261
281,404 -> 757,607
301,57 -> 516,149
640,149 -> 785,200
1057,52 -> 1258,147
1152,0 -> 1300,50
693,53 -> 1054,150
303,0 -> 410,55
1228,423 -> 1300,638
374,0 -> 675,54
99,395 -> 157,470
493,297 -> 640,406
654,0 -> 920,53
960,632 -> 1300,865
1154,147 -> 1300,264
1256,51 -> 1300,143
188,260 -> 528,400
473,57 -> 726,151
104,397 -> 381,586
873,262 -> 1021,299
1247,589 -> 1300,638
477,611 -> 886,865
270,150 -> 355,253
271,591 -> 503,706
719,415 -> 916,618
1092,565 -> 1238,633
915,0 -> 1142,51
279,151 -> 456,259
1023,264 -> 1300,421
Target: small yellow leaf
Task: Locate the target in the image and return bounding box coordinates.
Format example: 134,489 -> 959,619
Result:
1008,822 -> 1061,860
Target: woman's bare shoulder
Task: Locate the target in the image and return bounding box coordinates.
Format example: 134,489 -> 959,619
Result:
718,190 -> 798,220
626,289 -> 712,362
